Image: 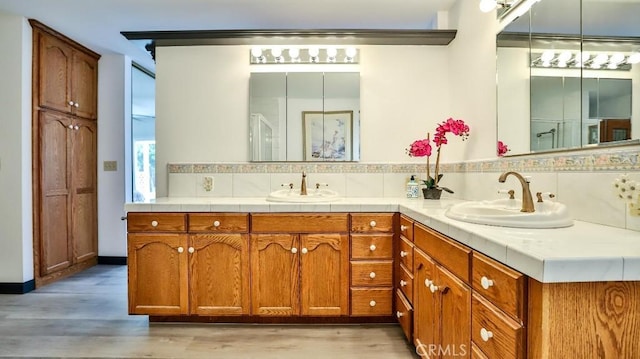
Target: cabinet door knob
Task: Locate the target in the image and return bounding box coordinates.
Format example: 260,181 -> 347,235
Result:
425,279 -> 432,287
177,247 -> 184,253
369,220 -> 377,228
151,220 -> 158,227
369,272 -> 376,279
188,247 -> 195,253
396,311 -> 404,318
68,124 -> 74,129
369,300 -> 376,307
429,284 -> 439,293
74,125 -> 79,130
481,276 -> 494,290
301,247 -> 308,254
400,280 -> 407,287
369,244 -> 376,251
400,250 -> 408,258
74,102 -> 79,108
213,220 -> 221,227
401,225 -> 407,231
291,247 -> 298,254
68,101 -> 74,106
480,328 -> 494,342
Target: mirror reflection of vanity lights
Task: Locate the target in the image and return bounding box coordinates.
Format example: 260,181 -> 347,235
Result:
249,46 -> 359,64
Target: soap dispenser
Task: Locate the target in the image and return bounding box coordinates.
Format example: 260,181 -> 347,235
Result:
406,175 -> 420,198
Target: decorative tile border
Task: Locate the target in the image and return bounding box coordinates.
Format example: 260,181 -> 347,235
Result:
168,146 -> 640,174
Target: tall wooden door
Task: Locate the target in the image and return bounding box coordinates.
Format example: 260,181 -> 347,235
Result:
437,265 -> 471,359
189,234 -> 250,315
39,111 -> 73,275
250,234 -> 299,316
127,233 -> 189,315
300,234 -> 349,316
414,249 -> 438,356
71,118 -> 97,263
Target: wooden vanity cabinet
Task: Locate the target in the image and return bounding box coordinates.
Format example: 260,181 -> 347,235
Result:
250,213 -> 350,316
394,215 -> 415,341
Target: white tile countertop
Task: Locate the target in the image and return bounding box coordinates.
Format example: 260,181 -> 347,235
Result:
125,197 -> 640,283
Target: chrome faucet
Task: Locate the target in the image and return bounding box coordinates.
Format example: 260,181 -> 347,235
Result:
498,172 -> 535,213
300,171 -> 307,195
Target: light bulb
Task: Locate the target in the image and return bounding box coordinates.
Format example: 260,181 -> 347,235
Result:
558,51 -> 572,62
581,52 -> 590,62
542,61 -> 551,67
271,47 -> 282,58
610,53 -> 624,64
250,47 -> 262,58
626,52 -> 640,64
557,61 -> 567,68
541,50 -> 555,62
326,47 -> 338,58
607,63 -> 618,70
479,0 -> 497,13
288,48 -> 300,60
345,47 -> 357,58
593,54 -> 608,64
308,47 -> 320,58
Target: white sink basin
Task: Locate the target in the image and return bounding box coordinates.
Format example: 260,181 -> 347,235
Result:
266,188 -> 341,203
445,199 -> 573,228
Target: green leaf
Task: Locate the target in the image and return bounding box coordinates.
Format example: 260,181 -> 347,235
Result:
422,174 -> 444,189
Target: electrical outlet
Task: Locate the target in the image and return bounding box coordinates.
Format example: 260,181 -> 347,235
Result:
103,160 -> 118,171
203,176 -> 214,192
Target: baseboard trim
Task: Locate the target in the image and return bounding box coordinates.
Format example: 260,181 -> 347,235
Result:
98,256 -> 127,265
0,280 -> 36,294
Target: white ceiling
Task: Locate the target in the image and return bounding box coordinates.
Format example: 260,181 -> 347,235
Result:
0,0 -> 456,71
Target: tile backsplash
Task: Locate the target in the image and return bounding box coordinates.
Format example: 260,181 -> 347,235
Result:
167,146 -> 640,231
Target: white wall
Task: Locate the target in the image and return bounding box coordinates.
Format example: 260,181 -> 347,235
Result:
155,45 -> 452,195
0,13 -> 33,283
97,55 -> 129,257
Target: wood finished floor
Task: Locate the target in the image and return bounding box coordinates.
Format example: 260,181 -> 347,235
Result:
0,265 -> 419,358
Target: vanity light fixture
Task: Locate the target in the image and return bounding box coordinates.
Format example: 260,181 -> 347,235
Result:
249,46 -> 359,64
531,50 -> 636,70
479,0 -> 515,12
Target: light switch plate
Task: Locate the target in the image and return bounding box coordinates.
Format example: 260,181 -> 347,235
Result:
103,160 -> 118,171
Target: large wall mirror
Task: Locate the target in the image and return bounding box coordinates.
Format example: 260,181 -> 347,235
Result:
249,72 -> 360,162
497,0 -> 640,156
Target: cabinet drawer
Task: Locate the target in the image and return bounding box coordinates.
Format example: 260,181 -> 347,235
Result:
350,288 -> 393,316
398,263 -> 414,304
472,251 -> 527,322
472,293 -> 525,359
399,236 -> 414,271
188,213 -> 248,233
350,213 -> 395,233
251,213 -> 348,233
351,261 -> 393,287
414,223 -> 471,284
127,213 -> 186,232
395,289 -> 413,341
400,215 -> 414,241
351,234 -> 393,259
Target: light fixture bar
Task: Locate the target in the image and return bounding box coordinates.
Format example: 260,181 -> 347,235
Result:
531,50 -> 637,71
249,46 -> 359,65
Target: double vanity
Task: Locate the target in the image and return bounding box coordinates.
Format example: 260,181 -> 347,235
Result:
125,193 -> 640,358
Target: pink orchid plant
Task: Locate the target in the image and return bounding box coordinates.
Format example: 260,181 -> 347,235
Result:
407,118 -> 470,190
497,141 -> 510,157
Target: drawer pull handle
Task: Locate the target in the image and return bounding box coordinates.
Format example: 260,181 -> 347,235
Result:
301,247 -> 308,254
396,311 -> 404,318
369,272 -> 376,279
425,279 -> 432,287
481,276 -> 494,290
177,247 -> 184,253
369,220 -> 377,228
400,251 -> 408,258
401,225 -> 407,231
213,220 -> 221,227
369,300 -> 376,307
188,247 -> 195,253
151,220 -> 159,227
480,328 -> 494,342
429,284 -> 439,293
369,244 -> 376,251
400,280 -> 407,287
291,247 -> 298,254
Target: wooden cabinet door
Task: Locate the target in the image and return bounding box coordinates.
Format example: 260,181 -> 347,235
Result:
39,111 -> 73,275
127,233 -> 189,315
189,234 -> 250,315
300,234 -> 349,316
251,234 -> 299,316
414,249 -> 438,355
437,265 -> 471,359
70,50 -> 98,119
70,119 -> 97,263
38,33 -> 72,114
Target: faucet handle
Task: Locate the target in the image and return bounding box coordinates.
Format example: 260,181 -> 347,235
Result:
498,189 -> 515,200
536,192 -> 555,202
281,183 -> 294,189
315,183 -> 329,190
